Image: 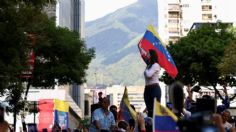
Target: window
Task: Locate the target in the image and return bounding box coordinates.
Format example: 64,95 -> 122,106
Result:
202,5 -> 212,11
201,0 -> 211,2
168,4 -> 180,11
184,28 -> 189,32
169,13 -> 179,18
182,4 -> 189,8
168,19 -> 179,24
202,14 -> 212,20
169,28 -> 179,34
169,31 -> 179,34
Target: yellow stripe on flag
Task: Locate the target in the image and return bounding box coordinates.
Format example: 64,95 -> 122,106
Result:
123,87 -> 137,120
54,99 -> 69,112
154,99 -> 178,121
146,24 -> 166,46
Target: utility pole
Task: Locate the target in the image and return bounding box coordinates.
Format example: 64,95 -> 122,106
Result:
94,72 -> 97,88
93,72 -> 97,104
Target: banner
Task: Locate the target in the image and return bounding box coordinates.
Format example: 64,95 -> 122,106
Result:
38,99 -> 54,132
54,99 -> 69,130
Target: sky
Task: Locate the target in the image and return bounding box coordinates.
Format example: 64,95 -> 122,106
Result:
85,0 -> 137,22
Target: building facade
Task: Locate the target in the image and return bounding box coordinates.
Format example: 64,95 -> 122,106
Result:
46,0 -> 84,38
83,84 -> 167,113
157,0 -> 236,44
106,86 -> 145,112
57,0 -> 85,38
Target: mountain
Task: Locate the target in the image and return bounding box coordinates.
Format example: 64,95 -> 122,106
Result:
85,0 -> 158,86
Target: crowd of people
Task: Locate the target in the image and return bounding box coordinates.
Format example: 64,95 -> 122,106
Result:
87,49 -> 236,132
86,88 -> 236,132
88,96 -> 149,132
0,50 -> 236,132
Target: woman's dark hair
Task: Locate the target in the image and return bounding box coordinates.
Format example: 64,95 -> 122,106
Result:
147,49 -> 158,68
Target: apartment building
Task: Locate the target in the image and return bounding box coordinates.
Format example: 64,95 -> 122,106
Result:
157,0 -> 236,44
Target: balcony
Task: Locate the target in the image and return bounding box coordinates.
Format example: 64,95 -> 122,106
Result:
168,13 -> 181,19
202,14 -> 213,21
202,5 -> 212,11
169,28 -> 180,37
201,0 -> 211,4
168,4 -> 180,12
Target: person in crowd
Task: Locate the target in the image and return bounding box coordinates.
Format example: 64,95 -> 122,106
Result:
217,105 -> 227,114
90,97 -> 116,131
144,117 -> 152,132
52,123 -> 61,132
91,93 -> 103,115
110,105 -> 118,122
137,112 -> 146,132
219,85 -> 236,109
117,120 -> 128,132
98,92 -> 103,101
212,113 -> 226,132
130,104 -> 146,132
169,82 -> 185,118
0,105 -> 12,132
117,115 -> 146,132
143,49 -> 161,117
221,110 -> 235,132
185,85 -> 196,112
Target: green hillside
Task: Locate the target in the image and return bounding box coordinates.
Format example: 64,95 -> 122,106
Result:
85,0 -> 158,86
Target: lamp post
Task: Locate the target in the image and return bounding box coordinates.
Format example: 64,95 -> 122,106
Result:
19,33 -> 36,132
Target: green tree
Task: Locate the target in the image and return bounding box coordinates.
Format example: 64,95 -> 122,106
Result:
0,0 -> 94,130
161,24 -> 236,88
31,19 -> 95,88
218,42 -> 236,84
0,0 -> 56,130
0,0 -> 57,94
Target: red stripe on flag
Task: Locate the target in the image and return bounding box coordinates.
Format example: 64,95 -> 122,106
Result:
140,38 -> 178,78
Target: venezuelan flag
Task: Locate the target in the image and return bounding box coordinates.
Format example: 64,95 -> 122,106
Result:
138,25 -> 178,78
118,87 -> 137,122
153,99 -> 179,132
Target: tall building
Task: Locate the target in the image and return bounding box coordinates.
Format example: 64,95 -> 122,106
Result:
157,0 -> 236,44
72,0 -> 85,38
52,0 -> 85,38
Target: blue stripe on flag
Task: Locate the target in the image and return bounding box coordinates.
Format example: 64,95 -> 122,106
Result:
143,30 -> 176,66
154,116 -> 177,131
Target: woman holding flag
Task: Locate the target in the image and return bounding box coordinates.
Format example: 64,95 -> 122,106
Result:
139,25 -> 178,118
144,49 -> 161,117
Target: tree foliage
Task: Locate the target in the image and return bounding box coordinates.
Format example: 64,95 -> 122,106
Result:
161,24 -> 236,87
0,1 -> 56,129
0,0 -> 56,93
0,0 -> 94,119
32,19 -> 95,88
218,42 -> 236,77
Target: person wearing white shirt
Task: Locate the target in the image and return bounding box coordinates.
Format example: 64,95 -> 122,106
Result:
144,49 -> 161,117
